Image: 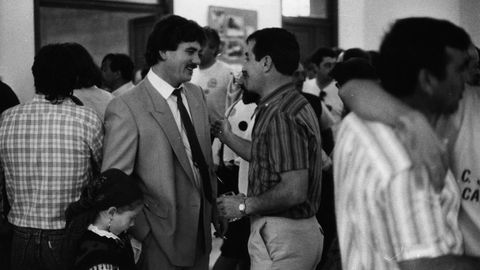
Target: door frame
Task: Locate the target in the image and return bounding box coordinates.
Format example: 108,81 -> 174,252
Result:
34,0 -> 172,52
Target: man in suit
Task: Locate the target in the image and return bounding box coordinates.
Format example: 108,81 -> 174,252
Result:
102,15 -> 218,270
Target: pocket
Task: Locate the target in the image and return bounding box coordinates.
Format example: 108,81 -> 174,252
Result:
45,233 -> 65,269
258,222 -> 272,259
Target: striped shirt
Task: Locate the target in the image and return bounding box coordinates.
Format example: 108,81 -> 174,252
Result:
248,83 -> 322,219
334,113 -> 463,270
0,95 -> 103,229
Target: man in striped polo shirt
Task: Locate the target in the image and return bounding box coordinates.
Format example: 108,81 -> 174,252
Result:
216,28 -> 323,269
334,17 -> 480,270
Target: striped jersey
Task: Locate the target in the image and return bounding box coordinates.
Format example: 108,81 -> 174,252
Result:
334,113 -> 463,270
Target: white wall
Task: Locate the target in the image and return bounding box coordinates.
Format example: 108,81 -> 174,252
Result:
459,0 -> 480,46
174,0 -> 281,28
0,1 -> 35,103
339,0 -> 465,50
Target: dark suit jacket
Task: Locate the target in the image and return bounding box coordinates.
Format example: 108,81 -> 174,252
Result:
101,78 -> 216,267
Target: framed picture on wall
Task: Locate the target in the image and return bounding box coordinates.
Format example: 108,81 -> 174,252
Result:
208,6 -> 257,64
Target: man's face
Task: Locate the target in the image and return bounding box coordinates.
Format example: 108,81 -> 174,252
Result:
292,65 -> 306,91
200,40 -> 218,66
162,41 -> 201,86
101,59 -> 117,90
315,56 -> 336,81
241,41 -> 264,95
430,47 -> 470,115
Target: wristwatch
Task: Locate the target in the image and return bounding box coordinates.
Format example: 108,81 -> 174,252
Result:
238,198 -> 247,216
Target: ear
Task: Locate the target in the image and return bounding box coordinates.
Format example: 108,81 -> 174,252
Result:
262,55 -> 273,72
106,206 -> 117,217
418,68 -> 437,96
159,50 -> 168,61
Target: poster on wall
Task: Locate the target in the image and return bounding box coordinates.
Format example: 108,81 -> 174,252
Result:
208,6 -> 257,64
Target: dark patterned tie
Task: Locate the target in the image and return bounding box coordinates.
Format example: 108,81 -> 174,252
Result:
172,88 -> 213,203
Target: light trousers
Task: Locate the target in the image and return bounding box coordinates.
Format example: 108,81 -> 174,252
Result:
248,216 -> 323,270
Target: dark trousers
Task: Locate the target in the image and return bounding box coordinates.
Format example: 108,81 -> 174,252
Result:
10,225 -> 65,270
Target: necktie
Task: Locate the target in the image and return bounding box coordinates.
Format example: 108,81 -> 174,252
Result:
172,88 -> 213,203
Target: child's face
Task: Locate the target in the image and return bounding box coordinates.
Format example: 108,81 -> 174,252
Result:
110,203 -> 143,235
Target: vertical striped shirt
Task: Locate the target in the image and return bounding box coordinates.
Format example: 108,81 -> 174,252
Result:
0,95 -> 103,229
334,113 -> 463,270
248,83 -> 322,219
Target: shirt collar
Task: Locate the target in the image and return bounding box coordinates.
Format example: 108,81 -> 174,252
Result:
257,82 -> 294,109
88,224 -> 120,241
146,68 -> 184,100
31,94 -> 75,105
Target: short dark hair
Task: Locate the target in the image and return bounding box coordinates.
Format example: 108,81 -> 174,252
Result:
203,26 -> 221,51
32,43 -> 77,103
65,43 -> 102,88
102,53 -> 134,81
309,47 -> 336,66
329,58 -> 378,86
145,14 -> 206,66
246,28 -> 300,76
379,17 -> 471,97
342,48 -> 370,62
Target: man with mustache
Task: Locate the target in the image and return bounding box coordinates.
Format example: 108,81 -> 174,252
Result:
102,14 -> 219,270
216,28 -> 323,270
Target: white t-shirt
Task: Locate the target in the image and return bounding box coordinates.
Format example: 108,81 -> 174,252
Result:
302,78 -> 344,124
436,85 -> 480,256
191,60 -> 233,121
211,99 -> 256,195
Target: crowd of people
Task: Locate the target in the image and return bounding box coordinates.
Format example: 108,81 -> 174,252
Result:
1,12 -> 480,270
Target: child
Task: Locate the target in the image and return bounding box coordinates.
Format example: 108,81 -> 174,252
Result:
64,169 -> 143,270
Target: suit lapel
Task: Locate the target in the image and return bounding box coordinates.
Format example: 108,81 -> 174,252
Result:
143,80 -> 196,185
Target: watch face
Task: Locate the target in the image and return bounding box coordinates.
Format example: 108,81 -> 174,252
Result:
239,203 -> 246,211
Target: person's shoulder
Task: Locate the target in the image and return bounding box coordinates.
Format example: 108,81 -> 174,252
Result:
278,88 -> 309,113
339,113 -> 412,173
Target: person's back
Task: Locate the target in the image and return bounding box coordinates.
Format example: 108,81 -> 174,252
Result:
335,113 -> 463,270
0,43 -> 103,270
1,100 -> 102,228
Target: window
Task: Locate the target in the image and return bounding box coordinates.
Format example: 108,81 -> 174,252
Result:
282,0 -> 328,18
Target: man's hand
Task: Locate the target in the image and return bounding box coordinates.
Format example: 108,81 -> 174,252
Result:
216,193 -> 246,220
213,217 -> 229,239
211,118 -> 232,143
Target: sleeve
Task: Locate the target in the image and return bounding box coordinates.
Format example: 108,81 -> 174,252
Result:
377,168 -> 458,262
268,113 -> 309,173
101,98 -> 138,174
87,114 -> 104,176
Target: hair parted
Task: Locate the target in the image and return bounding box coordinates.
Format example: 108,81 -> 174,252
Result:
145,14 -> 206,66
